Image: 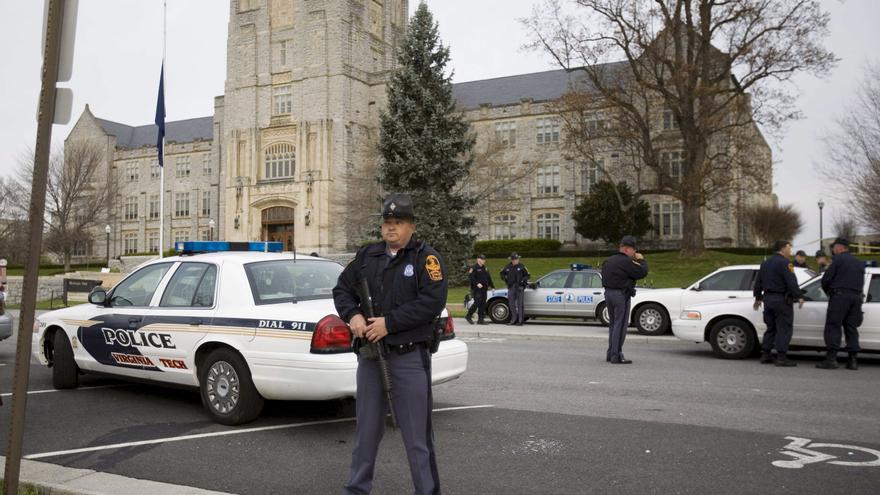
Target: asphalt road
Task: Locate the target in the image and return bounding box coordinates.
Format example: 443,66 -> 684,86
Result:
2,324 -> 879,494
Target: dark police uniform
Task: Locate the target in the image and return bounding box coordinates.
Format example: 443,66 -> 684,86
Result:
333,195 -> 447,495
754,253 -> 803,365
818,239 -> 865,370
465,259 -> 494,324
500,255 -> 530,325
601,238 -> 648,364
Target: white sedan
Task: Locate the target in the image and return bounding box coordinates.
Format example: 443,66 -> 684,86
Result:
33,242 -> 469,425
672,266 -> 880,359
628,265 -> 815,335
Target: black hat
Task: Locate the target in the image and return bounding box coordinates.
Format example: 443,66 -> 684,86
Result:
831,237 -> 850,248
476,253 -> 487,260
795,250 -> 807,257
509,252 -> 520,260
815,250 -> 827,258
619,235 -> 638,248
382,193 -> 415,220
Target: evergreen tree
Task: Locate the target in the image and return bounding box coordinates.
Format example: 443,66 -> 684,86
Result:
573,181 -> 652,246
378,2 -> 476,283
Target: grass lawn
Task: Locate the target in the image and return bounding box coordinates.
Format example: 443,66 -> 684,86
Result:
5,265 -> 104,277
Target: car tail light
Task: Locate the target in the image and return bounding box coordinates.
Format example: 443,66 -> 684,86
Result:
441,315 -> 455,340
310,315 -> 353,354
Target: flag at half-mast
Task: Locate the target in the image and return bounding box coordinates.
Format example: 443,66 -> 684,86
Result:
155,62 -> 166,166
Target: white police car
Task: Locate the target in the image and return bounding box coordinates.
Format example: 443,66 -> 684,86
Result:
33,241 -> 469,425
0,289 -> 12,341
672,265 -> 880,359
486,264 -> 611,325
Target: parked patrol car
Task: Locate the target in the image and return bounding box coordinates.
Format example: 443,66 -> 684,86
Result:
486,264 -> 611,325
0,289 -> 12,341
32,242 -> 469,425
672,265 -> 880,359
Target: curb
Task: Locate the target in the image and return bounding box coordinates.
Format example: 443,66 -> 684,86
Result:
455,330 -> 680,344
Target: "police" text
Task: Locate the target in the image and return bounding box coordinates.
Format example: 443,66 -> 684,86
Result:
102,328 -> 176,349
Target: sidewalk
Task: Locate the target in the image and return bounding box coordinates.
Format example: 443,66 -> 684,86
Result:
452,317 -> 679,343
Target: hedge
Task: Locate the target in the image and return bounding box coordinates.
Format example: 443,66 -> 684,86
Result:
474,239 -> 562,258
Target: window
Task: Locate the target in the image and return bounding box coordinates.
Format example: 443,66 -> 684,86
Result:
123,232 -> 138,254
536,164 -> 560,196
802,279 -> 830,302
866,275 -> 880,303
174,193 -> 190,217
151,162 -> 160,180
124,197 -> 138,220
72,242 -> 89,257
585,113 -> 607,134
661,151 -> 682,182
273,85 -> 292,115
494,121 -> 516,147
653,202 -> 682,237
175,156 -> 191,178
264,143 -> 296,179
581,160 -> 602,193
125,162 -> 139,182
202,190 -> 212,216
173,229 -> 189,244
492,214 -> 517,240
147,231 -> 159,253
663,110 -> 680,130
697,270 -> 751,291
149,195 -> 160,219
244,260 -> 345,304
238,0 -> 258,12
200,229 -> 211,241
202,154 -> 212,176
280,40 -> 289,67
570,272 -> 603,289
109,262 -> 173,307
536,118 -> 559,144
160,263 -> 218,308
536,212 -> 560,240
537,271 -> 568,289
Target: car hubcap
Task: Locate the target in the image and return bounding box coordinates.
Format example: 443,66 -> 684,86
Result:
492,304 -> 509,320
207,361 -> 240,414
717,326 -> 746,354
602,307 -> 609,323
639,309 -> 663,331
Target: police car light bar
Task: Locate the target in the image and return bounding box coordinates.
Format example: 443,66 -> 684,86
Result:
570,263 -> 593,271
175,241 -> 284,254
866,260 -> 878,268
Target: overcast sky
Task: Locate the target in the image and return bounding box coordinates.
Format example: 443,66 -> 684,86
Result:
1,0 -> 877,251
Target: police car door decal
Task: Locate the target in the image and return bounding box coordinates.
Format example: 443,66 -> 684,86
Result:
77,314 -> 164,372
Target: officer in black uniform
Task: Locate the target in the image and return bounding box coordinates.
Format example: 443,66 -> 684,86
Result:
601,236 -> 648,364
465,254 -> 494,325
815,250 -> 830,273
793,250 -> 809,268
816,237 -> 865,370
500,253 -> 530,325
333,193 -> 446,495
753,240 -> 804,367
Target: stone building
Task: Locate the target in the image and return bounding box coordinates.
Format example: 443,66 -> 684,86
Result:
64,0 -> 772,260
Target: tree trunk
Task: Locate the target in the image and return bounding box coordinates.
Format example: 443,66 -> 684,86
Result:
680,200 -> 704,257
63,252 -> 71,273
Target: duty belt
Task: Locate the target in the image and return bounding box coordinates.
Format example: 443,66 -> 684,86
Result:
387,342 -> 425,355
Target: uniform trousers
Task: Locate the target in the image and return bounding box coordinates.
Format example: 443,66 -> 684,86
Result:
761,293 -> 794,354
605,288 -> 630,361
466,289 -> 488,322
508,286 -> 525,324
823,291 -> 862,353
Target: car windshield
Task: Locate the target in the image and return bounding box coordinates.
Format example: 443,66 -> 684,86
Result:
244,260 -> 343,305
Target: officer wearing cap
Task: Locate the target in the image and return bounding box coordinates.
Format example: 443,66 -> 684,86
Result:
500,252 -> 530,325
601,236 -> 648,364
753,240 -> 804,367
465,254 -> 494,325
815,250 -> 830,273
793,250 -> 809,269
333,193 -> 446,495
816,237 -> 866,370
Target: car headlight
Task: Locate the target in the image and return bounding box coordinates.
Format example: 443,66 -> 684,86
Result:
680,310 -> 702,320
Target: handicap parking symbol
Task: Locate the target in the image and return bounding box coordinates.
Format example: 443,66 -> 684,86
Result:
772,436 -> 880,469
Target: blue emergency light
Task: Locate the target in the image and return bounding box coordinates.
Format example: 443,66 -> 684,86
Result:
570,263 -> 593,271
175,241 -> 284,254
866,260 -> 878,268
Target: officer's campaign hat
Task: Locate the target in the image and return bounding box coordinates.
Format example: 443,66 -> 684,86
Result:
831,237 -> 850,248
619,235 -> 638,248
509,252 -> 521,260
382,193 -> 415,220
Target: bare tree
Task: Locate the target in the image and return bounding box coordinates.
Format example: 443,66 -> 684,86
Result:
523,0 -> 835,255
832,215 -> 858,242
746,203 -> 803,248
820,62 -> 880,232
0,176 -> 30,264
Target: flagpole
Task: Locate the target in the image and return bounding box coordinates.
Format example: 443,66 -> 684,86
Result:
159,0 -> 166,258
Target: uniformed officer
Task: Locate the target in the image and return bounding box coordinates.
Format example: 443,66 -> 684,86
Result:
793,250 -> 809,268
333,193 -> 447,495
601,236 -> 648,364
500,253 -> 530,325
816,237 -> 865,370
815,250 -> 830,273
465,254 -> 494,325
753,240 -> 804,367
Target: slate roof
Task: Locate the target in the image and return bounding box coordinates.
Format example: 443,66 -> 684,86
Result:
95,116 -> 214,149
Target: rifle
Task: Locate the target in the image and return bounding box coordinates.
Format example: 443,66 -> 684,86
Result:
358,278 -> 398,428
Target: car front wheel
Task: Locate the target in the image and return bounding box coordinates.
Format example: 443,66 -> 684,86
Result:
596,303 -> 610,326
199,348 -> 264,425
634,303 -> 670,336
488,300 -> 510,324
708,318 -> 756,359
52,330 -> 79,389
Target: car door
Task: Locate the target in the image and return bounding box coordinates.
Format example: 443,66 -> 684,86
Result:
525,271 -> 570,316
565,271 -> 602,316
77,262 -> 176,378
141,261 -> 219,384
860,274 -> 880,351
684,269 -> 755,308
792,278 -> 829,346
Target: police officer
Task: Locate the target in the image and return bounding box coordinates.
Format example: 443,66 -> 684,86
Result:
601,236 -> 648,364
815,250 -> 830,273
465,254 -> 494,325
816,237 -> 865,370
793,250 -> 809,268
753,240 -> 804,367
500,252 -> 530,325
333,193 -> 446,495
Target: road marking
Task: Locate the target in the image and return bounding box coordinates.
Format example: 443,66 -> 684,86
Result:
773,436 -> 880,469
24,404 -> 494,460
0,384 -> 126,398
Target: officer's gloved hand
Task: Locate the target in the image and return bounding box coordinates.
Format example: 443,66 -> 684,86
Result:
753,299 -> 762,311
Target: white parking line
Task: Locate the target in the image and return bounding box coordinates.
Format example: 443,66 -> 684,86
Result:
0,384 -> 126,398
24,404 -> 495,460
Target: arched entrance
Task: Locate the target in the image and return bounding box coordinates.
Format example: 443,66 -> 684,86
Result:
262,206 -> 295,251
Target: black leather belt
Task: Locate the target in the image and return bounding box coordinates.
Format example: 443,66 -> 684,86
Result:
386,342 -> 424,355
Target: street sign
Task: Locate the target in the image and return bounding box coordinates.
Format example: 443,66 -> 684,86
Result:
42,0 -> 78,82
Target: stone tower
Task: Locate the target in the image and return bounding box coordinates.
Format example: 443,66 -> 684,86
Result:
218,0 -> 408,252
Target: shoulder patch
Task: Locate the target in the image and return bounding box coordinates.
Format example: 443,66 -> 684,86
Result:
425,255 -> 443,282
788,263 -> 794,273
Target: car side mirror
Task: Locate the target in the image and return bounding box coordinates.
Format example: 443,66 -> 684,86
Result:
691,285 -> 702,292
88,287 -> 108,306
527,283 -> 538,290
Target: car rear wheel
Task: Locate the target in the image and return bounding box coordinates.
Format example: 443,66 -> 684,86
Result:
708,318 -> 756,359
634,303 -> 669,336
488,300 -> 510,324
199,348 -> 264,425
596,303 -> 610,326
52,330 -> 79,389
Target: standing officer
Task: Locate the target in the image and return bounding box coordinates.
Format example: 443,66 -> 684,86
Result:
465,254 -> 494,325
815,250 -> 830,273
333,193 -> 447,495
500,253 -> 530,325
753,240 -> 804,367
816,237 -> 865,370
793,250 -> 809,268
601,236 -> 648,364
